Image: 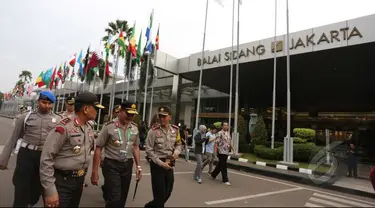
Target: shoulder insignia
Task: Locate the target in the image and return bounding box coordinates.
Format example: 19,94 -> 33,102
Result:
171,124 -> 179,129
131,122 -> 138,127
60,118 -> 72,125
55,126 -> 65,134
152,124 -> 160,130
87,120 -> 94,128
105,121 -> 114,126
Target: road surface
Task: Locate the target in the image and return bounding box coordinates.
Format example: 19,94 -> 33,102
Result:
0,117 -> 374,207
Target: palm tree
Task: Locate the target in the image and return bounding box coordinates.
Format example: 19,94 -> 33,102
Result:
138,44 -> 156,91
19,70 -> 32,83
101,20 -> 133,56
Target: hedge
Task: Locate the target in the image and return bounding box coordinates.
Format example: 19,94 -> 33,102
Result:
254,143 -> 324,163
293,128 -> 316,141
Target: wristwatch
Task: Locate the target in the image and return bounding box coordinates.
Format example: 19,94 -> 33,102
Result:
137,165 -> 142,171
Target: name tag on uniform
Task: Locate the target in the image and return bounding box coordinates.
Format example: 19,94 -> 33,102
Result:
52,117 -> 56,123
69,127 -> 80,133
71,134 -> 82,138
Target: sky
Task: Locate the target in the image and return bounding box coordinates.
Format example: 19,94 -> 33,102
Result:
1,0 -> 375,92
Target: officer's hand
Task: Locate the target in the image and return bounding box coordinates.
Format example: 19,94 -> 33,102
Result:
162,162 -> 173,170
136,168 -> 142,181
91,172 -> 99,186
0,165 -> 8,170
45,193 -> 59,207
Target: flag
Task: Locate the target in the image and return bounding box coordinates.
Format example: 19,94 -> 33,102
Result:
145,10 -> 154,54
57,64 -> 64,84
155,25 -> 159,50
85,50 -> 101,84
70,67 -> 75,81
105,36 -> 111,76
77,49 -> 84,79
136,30 -> 142,65
118,31 -> 126,51
49,67 -> 56,90
63,62 -> 69,83
42,68 -> 53,87
128,22 -> 137,57
35,71 -> 45,87
83,46 -> 90,78
27,85 -> 33,96
69,53 -> 76,67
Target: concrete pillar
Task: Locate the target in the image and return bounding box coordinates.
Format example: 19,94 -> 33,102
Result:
170,74 -> 182,125
184,102 -> 193,128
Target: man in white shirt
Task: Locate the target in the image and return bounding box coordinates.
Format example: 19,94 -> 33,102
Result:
202,125 -> 217,174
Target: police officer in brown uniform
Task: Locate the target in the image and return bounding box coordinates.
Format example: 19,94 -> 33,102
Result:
91,101 -> 142,207
145,106 -> 182,208
58,96 -> 75,119
0,90 -> 60,207
40,92 -> 104,207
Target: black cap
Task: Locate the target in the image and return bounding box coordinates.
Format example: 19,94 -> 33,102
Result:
120,101 -> 138,114
113,105 -> 121,113
66,96 -> 75,105
75,92 -> 104,109
158,106 -> 171,116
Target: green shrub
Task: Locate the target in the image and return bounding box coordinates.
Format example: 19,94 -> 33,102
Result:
293,137 -> 308,144
254,145 -> 283,160
293,128 -> 316,141
293,143 -> 323,162
239,144 -> 252,153
252,116 -> 268,145
265,141 -> 284,148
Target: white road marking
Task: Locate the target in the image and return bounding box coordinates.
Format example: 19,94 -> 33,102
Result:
304,202 -> 322,207
205,187 -> 304,205
276,164 -> 288,170
311,193 -> 374,207
181,159 -> 375,206
309,197 -> 347,207
256,161 -> 267,166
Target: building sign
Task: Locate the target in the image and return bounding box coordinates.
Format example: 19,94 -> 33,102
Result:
197,26 -> 363,67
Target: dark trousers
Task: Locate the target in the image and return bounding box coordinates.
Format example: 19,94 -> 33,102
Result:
102,158 -> 133,207
347,157 -> 358,177
12,147 -> 43,207
54,170 -> 85,207
211,153 -> 229,183
144,161 -> 174,208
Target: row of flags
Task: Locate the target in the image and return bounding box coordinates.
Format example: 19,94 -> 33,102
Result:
3,10 -> 161,101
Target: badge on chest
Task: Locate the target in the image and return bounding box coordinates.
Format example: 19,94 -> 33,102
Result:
72,145 -> 81,154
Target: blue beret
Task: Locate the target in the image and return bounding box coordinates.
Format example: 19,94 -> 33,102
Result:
39,91 -> 56,103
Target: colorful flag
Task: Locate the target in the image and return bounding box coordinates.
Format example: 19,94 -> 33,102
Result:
77,49 -> 84,78
145,10 -> 154,54
49,67 -> 56,90
63,62 -> 69,83
69,53 -> 76,67
83,46 -> 90,78
42,68 -> 53,87
155,25 -> 159,50
136,30 -> 143,65
128,22 -> 137,57
35,71 -> 45,87
118,31 -> 126,51
105,36 -> 111,76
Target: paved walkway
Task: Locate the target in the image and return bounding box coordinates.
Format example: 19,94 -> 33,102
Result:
1,117 -> 375,207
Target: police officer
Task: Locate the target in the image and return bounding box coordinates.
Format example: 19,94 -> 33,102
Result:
40,92 -> 104,207
144,106 -> 182,208
58,96 -> 75,119
91,101 -> 142,207
0,90 -> 60,207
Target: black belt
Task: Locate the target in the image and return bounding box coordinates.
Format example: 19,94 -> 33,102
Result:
55,168 -> 87,178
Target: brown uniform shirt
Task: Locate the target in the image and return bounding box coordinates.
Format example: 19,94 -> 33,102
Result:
58,111 -> 75,119
96,118 -> 140,161
0,111 -> 61,167
145,124 -> 182,166
40,117 -> 95,197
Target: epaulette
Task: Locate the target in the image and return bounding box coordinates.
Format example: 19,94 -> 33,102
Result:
131,122 -> 138,127
105,121 -> 115,126
60,117 -> 72,125
152,123 -> 160,130
87,120 -> 94,128
171,124 -> 179,130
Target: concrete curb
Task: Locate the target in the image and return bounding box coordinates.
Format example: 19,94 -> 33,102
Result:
179,153 -> 375,198
0,114 -> 15,119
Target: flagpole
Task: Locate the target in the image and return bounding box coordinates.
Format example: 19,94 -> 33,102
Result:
271,0 -> 277,149
233,0 -> 240,155
194,0 -> 209,148
135,66 -> 138,103
61,83 -> 66,112
228,0 -> 235,132
148,48 -> 158,126
286,0 -> 292,162
110,47 -> 120,120
142,51 -> 152,122
126,54 -> 132,100
56,82 -> 62,112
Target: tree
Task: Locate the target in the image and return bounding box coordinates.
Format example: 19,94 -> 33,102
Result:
19,70 -> 32,83
102,20 -> 132,56
238,114 -> 250,153
138,44 -> 156,91
252,116 -> 268,145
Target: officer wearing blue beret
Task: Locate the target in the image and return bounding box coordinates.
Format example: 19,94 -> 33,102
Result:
0,90 -> 62,207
